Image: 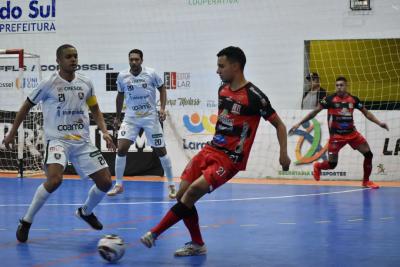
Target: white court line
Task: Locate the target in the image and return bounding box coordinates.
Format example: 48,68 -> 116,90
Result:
0,188 -> 369,208
73,228 -> 91,231
315,220 -> 331,224
0,228 -> 7,230
170,226 -> 179,229
278,222 -> 296,225
380,217 -> 393,220
240,224 -> 258,227
30,228 -> 49,231
117,227 -> 136,230
348,218 -> 363,222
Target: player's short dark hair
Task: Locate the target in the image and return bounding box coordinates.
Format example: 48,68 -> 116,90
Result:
217,46 -> 246,71
336,76 -> 347,83
56,44 -> 75,59
129,49 -> 143,60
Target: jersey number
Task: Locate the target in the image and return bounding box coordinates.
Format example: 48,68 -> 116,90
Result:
98,156 -> 106,166
154,139 -> 162,146
58,93 -> 65,102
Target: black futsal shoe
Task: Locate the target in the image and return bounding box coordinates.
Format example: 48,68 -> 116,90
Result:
75,207 -> 103,230
16,219 -> 32,243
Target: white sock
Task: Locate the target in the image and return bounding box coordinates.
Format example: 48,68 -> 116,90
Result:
115,155 -> 127,186
159,154 -> 174,184
23,183 -> 51,223
82,185 -> 105,215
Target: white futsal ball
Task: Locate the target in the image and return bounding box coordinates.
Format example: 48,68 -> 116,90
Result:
97,234 -> 126,263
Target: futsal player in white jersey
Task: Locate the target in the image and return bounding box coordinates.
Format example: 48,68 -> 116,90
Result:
107,49 -> 176,198
3,44 -> 116,242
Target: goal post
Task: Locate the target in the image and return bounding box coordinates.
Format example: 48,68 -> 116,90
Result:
0,49 -> 44,177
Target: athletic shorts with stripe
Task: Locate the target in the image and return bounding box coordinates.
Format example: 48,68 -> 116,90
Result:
181,145 -> 239,192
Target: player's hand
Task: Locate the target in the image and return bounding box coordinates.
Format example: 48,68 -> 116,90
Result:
113,117 -> 121,131
279,153 -> 291,171
2,134 -> 15,150
288,123 -> 300,135
159,109 -> 167,122
103,132 -> 117,152
380,122 -> 389,131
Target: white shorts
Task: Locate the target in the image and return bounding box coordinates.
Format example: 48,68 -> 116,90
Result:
44,140 -> 108,176
118,115 -> 165,147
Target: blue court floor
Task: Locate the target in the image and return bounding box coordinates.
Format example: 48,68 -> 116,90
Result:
0,177 -> 399,267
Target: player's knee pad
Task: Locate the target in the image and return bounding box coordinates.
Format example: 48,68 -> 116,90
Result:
328,161 -> 337,169
363,151 -> 373,159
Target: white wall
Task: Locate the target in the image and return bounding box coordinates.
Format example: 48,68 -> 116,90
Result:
1,0 -> 400,110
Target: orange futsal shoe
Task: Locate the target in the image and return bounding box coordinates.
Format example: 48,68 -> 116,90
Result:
362,181 -> 380,189
313,162 -> 321,181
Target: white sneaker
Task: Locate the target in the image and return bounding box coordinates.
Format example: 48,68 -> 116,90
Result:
140,231 -> 156,248
168,184 -> 177,199
174,241 -> 207,257
107,184 -> 124,196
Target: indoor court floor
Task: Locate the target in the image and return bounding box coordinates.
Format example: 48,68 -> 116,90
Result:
0,177 -> 399,267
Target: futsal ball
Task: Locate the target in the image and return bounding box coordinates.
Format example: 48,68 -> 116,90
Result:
97,234 -> 126,263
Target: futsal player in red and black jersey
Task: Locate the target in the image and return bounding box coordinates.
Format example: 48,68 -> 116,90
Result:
140,46 -> 291,256
290,76 -> 389,189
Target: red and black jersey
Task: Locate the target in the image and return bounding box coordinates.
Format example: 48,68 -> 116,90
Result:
319,93 -> 364,136
208,82 -> 277,170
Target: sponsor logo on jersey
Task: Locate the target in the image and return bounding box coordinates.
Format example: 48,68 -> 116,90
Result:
49,145 -> 64,152
132,103 -> 151,111
231,103 -> 241,114
54,153 -> 61,160
64,86 -> 82,91
57,121 -> 84,131
212,134 -> 226,145
129,95 -> 149,100
218,110 -> 234,127
57,108 -> 84,117
62,110 -> 84,115
78,92 -> 84,100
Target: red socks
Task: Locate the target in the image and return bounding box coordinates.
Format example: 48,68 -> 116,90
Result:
363,156 -> 372,182
183,206 -> 204,246
150,202 -> 204,246
316,161 -> 331,170
151,209 -> 180,236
